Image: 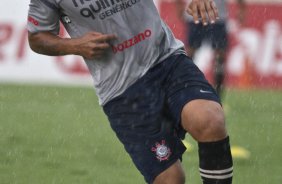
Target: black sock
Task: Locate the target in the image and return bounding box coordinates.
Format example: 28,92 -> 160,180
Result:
198,136 -> 233,184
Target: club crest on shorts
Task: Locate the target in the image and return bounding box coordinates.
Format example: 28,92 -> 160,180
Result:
151,140 -> 172,162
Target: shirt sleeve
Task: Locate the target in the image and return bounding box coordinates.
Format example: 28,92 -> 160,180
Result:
27,0 -> 60,35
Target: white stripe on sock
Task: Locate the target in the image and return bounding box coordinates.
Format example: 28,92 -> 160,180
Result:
199,167 -> 233,174
200,173 -> 233,180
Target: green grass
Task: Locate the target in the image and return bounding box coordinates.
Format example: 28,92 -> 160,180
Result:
0,84 -> 282,184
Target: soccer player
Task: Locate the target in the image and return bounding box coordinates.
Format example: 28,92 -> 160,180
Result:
27,0 -> 233,183
175,0 -> 246,98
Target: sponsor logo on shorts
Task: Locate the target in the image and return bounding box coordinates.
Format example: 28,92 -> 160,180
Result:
112,29 -> 152,54
151,140 -> 171,162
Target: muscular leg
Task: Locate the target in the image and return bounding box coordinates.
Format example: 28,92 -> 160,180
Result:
181,99 -> 233,184
153,100 -> 232,184
214,49 -> 226,98
153,160 -> 185,184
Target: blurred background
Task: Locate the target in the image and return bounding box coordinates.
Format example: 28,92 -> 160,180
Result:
1,0 -> 282,183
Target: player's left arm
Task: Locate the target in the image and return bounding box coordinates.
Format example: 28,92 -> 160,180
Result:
237,0 -> 246,24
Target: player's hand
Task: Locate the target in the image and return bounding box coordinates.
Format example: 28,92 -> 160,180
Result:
186,0 -> 219,26
73,32 -> 117,60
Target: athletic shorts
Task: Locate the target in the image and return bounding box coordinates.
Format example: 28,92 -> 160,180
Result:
103,54 -> 220,183
187,21 -> 228,49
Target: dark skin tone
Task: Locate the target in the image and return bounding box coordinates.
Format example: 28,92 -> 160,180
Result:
28,31 -> 117,60
28,1 -> 226,184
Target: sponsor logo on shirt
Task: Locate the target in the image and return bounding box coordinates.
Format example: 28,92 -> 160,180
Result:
112,29 -> 152,54
72,0 -> 141,20
28,16 -> 39,26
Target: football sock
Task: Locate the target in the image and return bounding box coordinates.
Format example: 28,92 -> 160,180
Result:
198,136 -> 233,184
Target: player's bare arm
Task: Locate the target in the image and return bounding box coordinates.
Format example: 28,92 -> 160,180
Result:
28,31 -> 116,60
186,0 -> 219,25
237,0 -> 246,24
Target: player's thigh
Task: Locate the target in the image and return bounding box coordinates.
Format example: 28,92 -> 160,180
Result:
211,22 -> 228,50
187,21 -> 204,49
165,55 -> 222,139
153,160 -> 185,184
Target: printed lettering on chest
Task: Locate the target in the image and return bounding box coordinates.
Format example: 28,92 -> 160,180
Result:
71,0 -> 141,20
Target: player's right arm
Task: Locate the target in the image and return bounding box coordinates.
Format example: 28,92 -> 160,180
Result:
28,32 -> 116,60
27,0 -> 116,60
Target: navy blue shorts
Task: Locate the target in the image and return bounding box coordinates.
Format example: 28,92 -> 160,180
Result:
103,54 -> 220,183
187,21 -> 228,49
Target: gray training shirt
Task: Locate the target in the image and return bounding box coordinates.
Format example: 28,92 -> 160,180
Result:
27,0 -> 185,105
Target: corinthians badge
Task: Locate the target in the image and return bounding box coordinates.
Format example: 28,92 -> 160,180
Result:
151,140 -> 172,162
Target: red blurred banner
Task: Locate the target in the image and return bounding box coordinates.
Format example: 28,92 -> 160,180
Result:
0,1 -> 281,88
160,1 -> 282,89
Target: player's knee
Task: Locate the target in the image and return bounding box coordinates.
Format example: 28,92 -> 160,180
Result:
182,100 -> 227,142
176,173 -> 186,184
175,171 -> 186,184
166,172 -> 185,184
154,172 -> 185,184
153,160 -> 185,184
199,107 -> 226,141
